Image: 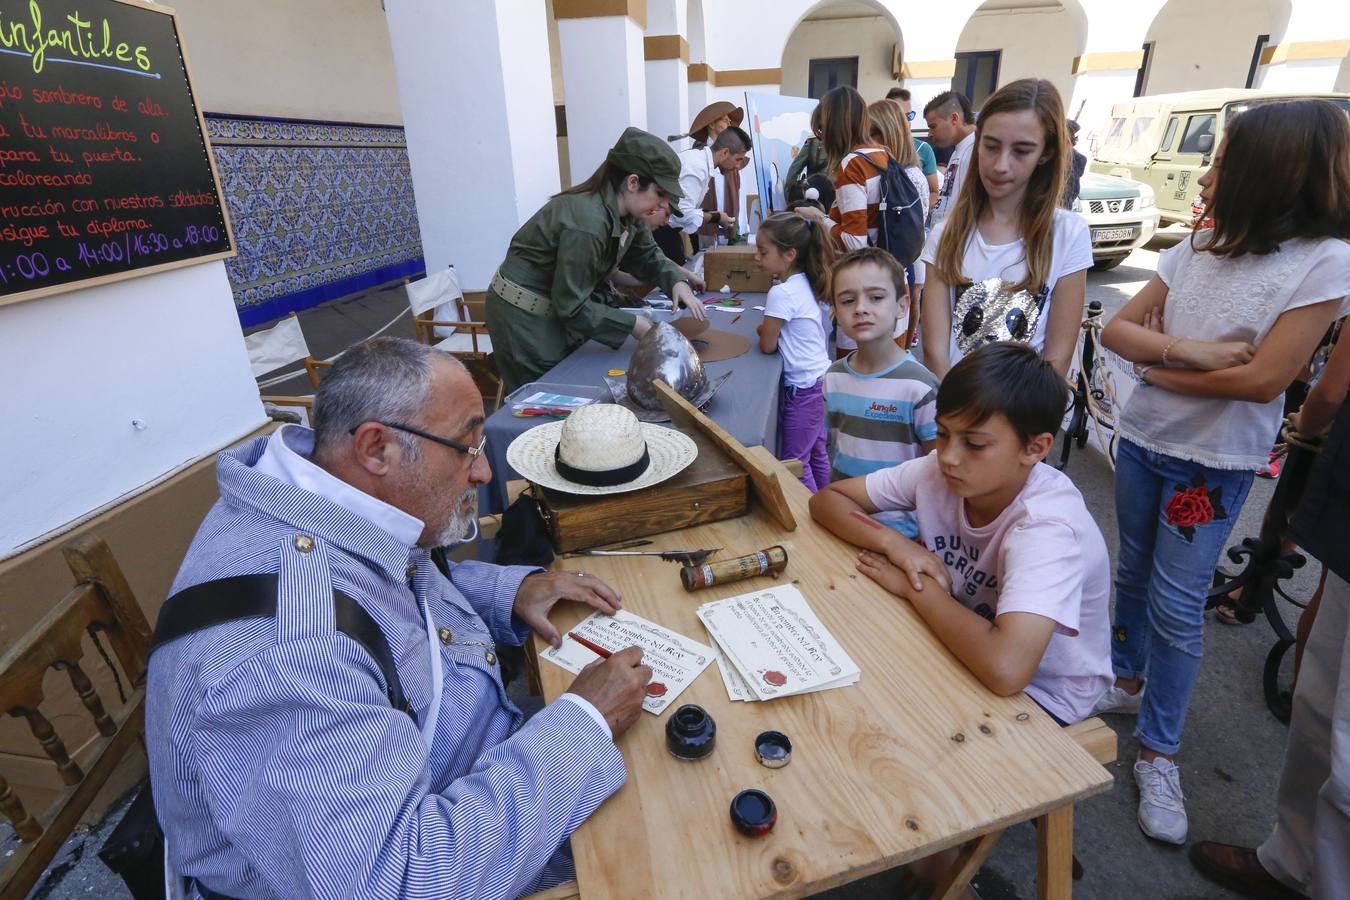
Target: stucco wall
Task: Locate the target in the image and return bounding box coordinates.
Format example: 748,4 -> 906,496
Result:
1144,0 -> 1283,94
169,0 -> 402,124
957,6 -> 1086,107
782,16 -> 901,101
0,263 -> 266,558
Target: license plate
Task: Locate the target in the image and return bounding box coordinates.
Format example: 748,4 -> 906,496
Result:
1092,226 -> 1137,243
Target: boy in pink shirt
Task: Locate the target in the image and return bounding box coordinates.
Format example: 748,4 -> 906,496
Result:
810,342 -> 1112,724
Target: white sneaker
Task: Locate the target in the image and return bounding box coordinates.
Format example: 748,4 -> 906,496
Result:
1134,756 -> 1188,844
1091,682 -> 1144,716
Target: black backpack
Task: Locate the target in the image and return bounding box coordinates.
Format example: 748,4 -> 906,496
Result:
858,152 -> 925,266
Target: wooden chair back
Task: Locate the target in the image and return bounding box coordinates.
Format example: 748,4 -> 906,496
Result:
246,312 -> 328,425
0,535 -> 152,900
407,269 -> 504,409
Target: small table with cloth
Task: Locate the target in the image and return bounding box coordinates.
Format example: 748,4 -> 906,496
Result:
480,299 -> 783,515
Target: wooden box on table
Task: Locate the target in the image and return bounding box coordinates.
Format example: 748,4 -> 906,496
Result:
531,423 -> 749,552
703,244 -> 774,293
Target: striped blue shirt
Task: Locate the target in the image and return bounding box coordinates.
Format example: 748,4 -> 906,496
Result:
146,430 -> 626,899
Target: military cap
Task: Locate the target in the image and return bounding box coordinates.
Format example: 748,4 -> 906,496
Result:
605,127 -> 684,200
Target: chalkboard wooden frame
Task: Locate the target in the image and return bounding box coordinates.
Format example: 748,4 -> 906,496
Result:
0,0 -> 235,308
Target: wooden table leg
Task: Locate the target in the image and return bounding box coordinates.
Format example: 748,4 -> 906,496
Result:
1036,804 -> 1074,900
932,829 -> 1006,900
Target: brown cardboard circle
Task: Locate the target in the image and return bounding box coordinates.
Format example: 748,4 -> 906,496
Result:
672,318 -> 750,362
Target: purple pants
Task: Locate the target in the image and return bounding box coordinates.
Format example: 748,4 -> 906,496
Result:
778,378 -> 830,492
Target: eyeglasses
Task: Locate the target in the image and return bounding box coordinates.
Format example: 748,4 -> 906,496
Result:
351,421 -> 487,460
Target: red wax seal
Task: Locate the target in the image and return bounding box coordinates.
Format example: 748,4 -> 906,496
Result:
645,682 -> 669,697
762,670 -> 787,687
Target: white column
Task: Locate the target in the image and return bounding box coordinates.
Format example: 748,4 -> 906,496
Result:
557,11 -> 648,185
646,57 -> 689,141
1257,1 -> 1350,93
645,0 -> 689,141
688,72 -> 713,124
385,0 -> 559,291
1066,1 -> 1166,150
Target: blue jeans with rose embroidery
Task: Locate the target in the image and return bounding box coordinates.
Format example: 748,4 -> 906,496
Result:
1111,438 -> 1254,756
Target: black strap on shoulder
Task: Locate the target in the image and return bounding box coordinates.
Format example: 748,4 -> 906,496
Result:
331,590 -> 412,718
151,574 -> 413,720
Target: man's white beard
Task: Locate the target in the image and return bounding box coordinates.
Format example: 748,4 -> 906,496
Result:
433,488 -> 478,547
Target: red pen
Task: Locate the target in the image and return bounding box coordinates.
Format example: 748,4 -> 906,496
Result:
567,632 -> 612,658
730,314 -> 742,325
568,632 -> 665,696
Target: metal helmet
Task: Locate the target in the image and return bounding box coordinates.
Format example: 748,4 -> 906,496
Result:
626,321 -> 710,411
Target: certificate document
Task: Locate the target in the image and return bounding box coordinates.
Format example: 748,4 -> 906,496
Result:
698,584 -> 860,701
539,609 -> 716,715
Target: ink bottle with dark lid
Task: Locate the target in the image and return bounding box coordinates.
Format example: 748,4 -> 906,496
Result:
730,789 -> 777,837
665,704 -> 716,761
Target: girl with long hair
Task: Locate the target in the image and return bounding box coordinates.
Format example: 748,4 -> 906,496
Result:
868,99 -> 930,341
1095,99 -> 1350,845
754,212 -> 838,491
919,78 -> 1091,378
794,86 -> 886,254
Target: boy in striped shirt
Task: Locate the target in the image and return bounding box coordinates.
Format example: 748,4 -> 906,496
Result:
824,248 -> 939,536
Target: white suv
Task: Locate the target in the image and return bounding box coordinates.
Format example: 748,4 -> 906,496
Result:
1073,173 -> 1161,270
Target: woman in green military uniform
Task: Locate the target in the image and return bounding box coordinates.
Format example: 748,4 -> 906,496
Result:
486,127 -> 708,394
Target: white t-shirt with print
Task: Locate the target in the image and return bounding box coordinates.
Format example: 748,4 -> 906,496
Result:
865,454 -> 1113,724
1119,234 -> 1350,470
927,131 -> 976,230
765,272 -> 831,388
921,208 -> 1092,367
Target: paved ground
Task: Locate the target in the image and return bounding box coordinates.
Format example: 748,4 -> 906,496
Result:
16,229 -> 1319,898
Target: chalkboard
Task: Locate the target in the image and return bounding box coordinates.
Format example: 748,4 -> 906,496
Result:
0,0 -> 234,305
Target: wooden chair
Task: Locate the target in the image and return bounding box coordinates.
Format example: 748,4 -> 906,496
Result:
244,312 -> 329,424
0,535 -> 152,899
407,268 -> 504,410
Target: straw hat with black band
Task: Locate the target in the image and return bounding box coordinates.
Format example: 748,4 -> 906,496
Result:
507,404 -> 697,496
688,101 -> 744,147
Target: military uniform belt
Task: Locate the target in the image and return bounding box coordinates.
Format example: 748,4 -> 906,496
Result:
490,271 -> 552,317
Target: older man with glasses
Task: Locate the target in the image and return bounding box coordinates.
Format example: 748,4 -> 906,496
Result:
147,337 -> 651,899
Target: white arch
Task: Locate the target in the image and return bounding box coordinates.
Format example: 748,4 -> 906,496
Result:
687,0 -> 705,61
781,0 -> 904,100
1141,0 -> 1293,94
954,0 -> 1089,109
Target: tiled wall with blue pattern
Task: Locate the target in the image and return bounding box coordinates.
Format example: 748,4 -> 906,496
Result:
205,114 -> 426,327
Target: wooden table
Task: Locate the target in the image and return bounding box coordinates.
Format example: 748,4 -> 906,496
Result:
529,453 -> 1111,899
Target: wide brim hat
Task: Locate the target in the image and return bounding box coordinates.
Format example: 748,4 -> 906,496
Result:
689,101 -> 745,143
607,126 -> 684,200
506,407 -> 697,496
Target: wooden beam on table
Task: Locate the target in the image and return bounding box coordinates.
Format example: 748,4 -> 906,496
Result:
1036,805 -> 1074,900
1064,716 -> 1117,765
653,380 -> 796,531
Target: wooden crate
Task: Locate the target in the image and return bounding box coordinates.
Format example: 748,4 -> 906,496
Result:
533,424 -> 749,552
703,245 -> 773,293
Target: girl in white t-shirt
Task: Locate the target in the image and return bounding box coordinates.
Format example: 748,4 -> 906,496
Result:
1095,99 -> 1350,847
756,212 -> 837,491
920,78 -> 1092,378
